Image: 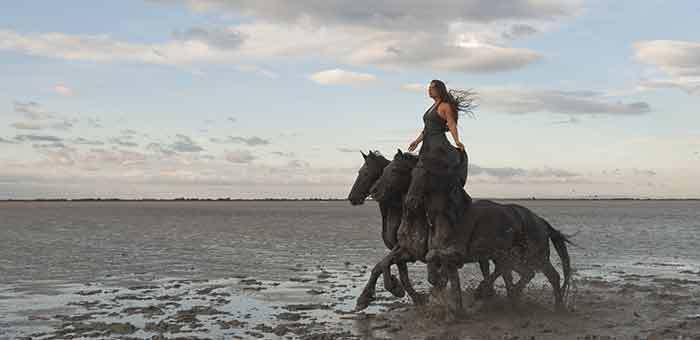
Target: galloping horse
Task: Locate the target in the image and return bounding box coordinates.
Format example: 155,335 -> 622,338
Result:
348,150 -> 572,315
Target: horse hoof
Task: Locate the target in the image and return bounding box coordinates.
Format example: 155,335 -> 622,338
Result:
474,288 -> 495,300
425,250 -> 437,263
475,282 -> 496,300
427,262 -> 449,288
429,276 -> 448,289
355,294 -> 373,311
354,300 -> 369,312
412,293 -> 428,306
384,275 -> 406,298
386,275 -> 405,298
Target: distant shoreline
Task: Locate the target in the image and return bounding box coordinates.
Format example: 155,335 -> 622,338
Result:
1,197 -> 699,202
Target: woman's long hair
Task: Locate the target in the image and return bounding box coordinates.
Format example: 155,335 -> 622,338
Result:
431,79 -> 477,122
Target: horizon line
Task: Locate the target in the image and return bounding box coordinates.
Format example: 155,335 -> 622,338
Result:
1,197 -> 699,202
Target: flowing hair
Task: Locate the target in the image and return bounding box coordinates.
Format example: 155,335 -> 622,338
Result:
431,79 -> 477,122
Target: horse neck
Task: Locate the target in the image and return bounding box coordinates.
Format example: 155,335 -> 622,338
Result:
378,200 -> 402,249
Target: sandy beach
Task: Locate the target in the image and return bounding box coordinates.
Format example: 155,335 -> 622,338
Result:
3,259 -> 700,339
2,201 -> 700,339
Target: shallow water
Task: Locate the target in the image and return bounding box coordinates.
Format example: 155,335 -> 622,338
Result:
2,200 -> 700,284
2,200 -> 700,338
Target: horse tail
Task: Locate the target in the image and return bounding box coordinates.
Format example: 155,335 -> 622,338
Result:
544,219 -> 572,296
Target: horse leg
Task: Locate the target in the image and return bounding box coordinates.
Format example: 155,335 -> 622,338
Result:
542,260 -> 564,310
479,259 -> 491,277
355,248 -> 400,311
476,261 -> 503,299
381,253 -> 405,298
475,259 -> 496,299
511,268 -> 534,300
427,260 -> 448,289
445,262 -> 464,317
397,261 -> 425,305
502,269 -> 515,298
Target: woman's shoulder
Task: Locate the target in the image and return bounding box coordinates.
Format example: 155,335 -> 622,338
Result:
437,101 -> 454,111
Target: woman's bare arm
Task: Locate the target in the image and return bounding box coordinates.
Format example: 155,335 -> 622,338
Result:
408,129 -> 424,151
440,103 -> 464,150
415,129 -> 424,143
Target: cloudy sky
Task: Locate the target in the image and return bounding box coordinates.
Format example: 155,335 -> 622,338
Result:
1,0 -> 699,199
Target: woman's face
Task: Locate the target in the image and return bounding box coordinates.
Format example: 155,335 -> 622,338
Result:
428,82 -> 438,98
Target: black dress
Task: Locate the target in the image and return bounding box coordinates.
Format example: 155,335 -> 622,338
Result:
405,100 -> 471,262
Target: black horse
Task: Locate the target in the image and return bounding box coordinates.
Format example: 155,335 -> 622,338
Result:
348,149 -> 572,314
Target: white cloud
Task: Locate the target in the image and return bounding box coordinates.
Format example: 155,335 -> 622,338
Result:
0,29 -> 239,66
235,64 -> 279,78
309,68 -> 378,85
211,135 -> 270,146
72,137 -> 104,146
225,150 -> 256,163
638,78 -> 700,95
9,101 -> 77,131
172,27 -> 244,49
10,122 -> 42,130
109,137 -> 139,148
14,134 -> 63,143
350,36 -> 542,73
14,101 -> 53,120
401,83 -> 425,92
149,0 -> 581,30
53,84 -> 73,96
634,40 -> 700,95
401,84 -> 651,115
170,134 -> 204,152
0,0 -> 579,74
477,87 -> 651,115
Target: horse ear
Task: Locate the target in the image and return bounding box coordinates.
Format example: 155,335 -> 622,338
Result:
361,151 -> 367,160
397,148 -> 403,156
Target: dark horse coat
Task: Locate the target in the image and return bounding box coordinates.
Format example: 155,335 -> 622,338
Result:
350,150 -> 573,313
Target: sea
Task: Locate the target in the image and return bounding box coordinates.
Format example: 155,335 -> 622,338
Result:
1,200 -> 699,338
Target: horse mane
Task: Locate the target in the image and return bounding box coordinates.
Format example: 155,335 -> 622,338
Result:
391,151 -> 418,174
367,150 -> 390,166
369,150 -> 383,157
395,151 -> 418,162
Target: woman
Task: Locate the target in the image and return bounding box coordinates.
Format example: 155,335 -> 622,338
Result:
405,79 -> 475,264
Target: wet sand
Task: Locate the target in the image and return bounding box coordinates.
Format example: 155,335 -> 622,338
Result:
2,201 -> 700,339
3,261 -> 700,339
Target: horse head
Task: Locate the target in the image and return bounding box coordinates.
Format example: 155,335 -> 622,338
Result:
347,150 -> 390,205
369,149 -> 419,202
